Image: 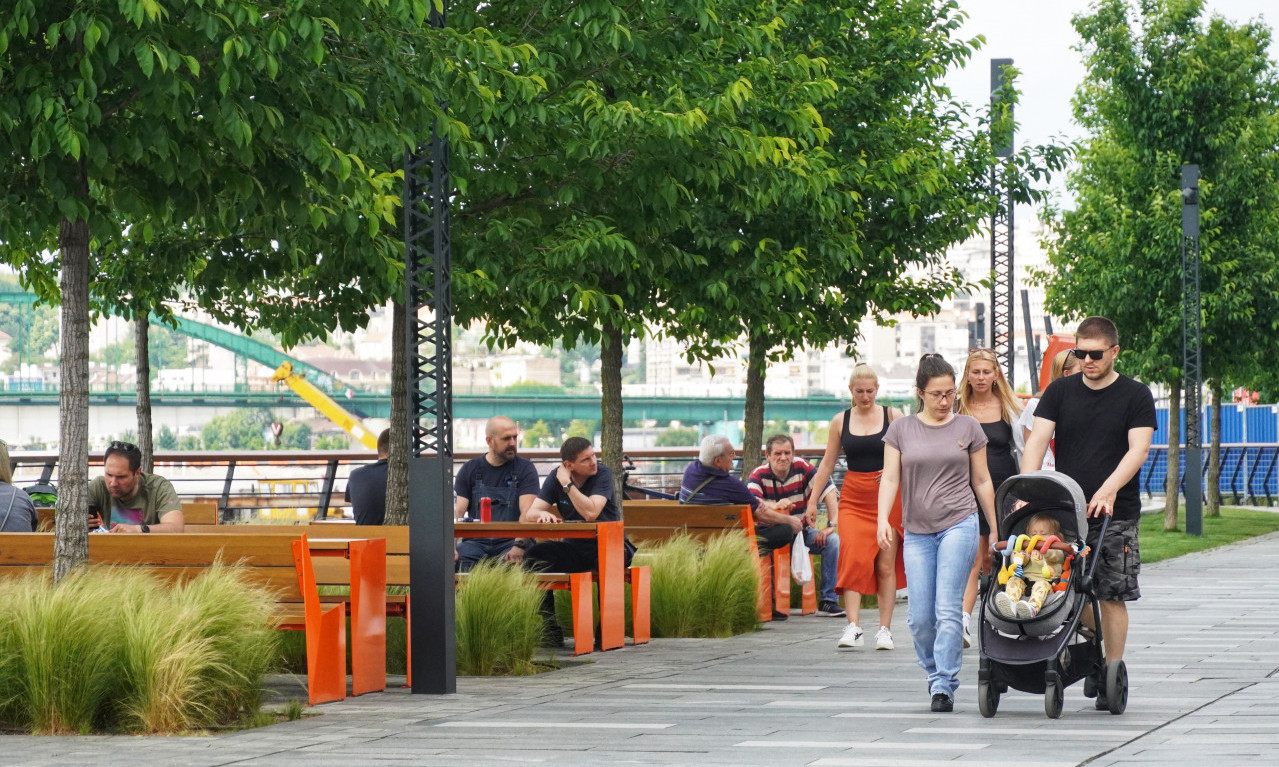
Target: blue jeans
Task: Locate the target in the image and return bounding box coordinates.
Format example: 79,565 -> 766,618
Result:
903,513 -> 979,699
803,527 -> 840,604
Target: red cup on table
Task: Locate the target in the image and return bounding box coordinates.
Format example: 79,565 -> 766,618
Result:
479,497 -> 492,523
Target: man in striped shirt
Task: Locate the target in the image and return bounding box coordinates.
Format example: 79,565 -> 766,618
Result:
748,434 -> 843,617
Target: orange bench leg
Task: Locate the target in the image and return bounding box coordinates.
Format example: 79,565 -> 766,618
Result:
629,565 -> 651,645
292,538 -> 347,705
772,546 -> 791,617
800,554 -> 818,615
348,538 -> 387,696
569,572 -> 594,656
757,552 -> 773,622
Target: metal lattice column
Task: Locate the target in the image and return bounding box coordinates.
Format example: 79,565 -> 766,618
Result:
403,3 -> 456,695
1182,164 -> 1203,536
990,59 -> 1015,387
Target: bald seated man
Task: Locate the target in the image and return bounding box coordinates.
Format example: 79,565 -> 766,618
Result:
453,416 -> 541,571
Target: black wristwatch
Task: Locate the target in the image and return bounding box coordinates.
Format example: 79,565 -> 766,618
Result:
141,524 -> 150,533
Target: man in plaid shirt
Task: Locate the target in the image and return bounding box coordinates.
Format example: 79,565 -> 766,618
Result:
748,434 -> 844,617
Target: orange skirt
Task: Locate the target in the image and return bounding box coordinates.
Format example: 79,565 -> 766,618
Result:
836,470 -> 906,596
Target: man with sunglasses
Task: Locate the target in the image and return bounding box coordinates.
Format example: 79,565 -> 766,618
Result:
87,441 -> 184,533
1021,316 -> 1155,710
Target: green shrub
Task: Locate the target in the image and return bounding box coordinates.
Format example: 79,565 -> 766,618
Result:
0,566 -> 280,734
455,560 -> 544,675
695,534 -> 760,636
648,533 -> 759,638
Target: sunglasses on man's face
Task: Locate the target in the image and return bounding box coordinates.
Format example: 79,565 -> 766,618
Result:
1071,347 -> 1114,361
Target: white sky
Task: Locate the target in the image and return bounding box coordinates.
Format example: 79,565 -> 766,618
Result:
946,1 -> 1276,169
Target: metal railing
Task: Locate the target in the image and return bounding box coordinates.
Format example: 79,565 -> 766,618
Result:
1140,444 -> 1279,506
15,443 -> 1265,518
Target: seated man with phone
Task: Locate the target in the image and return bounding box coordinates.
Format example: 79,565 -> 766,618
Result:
86,441 -> 184,533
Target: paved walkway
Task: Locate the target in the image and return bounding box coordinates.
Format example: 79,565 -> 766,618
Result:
8,531 -> 1279,766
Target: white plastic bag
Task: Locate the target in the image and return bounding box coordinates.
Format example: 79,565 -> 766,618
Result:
791,530 -> 813,584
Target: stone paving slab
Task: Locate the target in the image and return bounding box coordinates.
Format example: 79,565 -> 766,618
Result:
5,531 -> 1279,765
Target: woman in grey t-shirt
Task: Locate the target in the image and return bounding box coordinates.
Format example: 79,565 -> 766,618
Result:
876,354 -> 998,713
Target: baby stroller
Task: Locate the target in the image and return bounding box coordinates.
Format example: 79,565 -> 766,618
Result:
977,470 -> 1128,719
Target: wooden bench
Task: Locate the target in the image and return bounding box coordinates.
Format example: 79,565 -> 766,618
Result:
182,499 -> 220,525
34,498 -> 221,530
623,500 -> 817,621
0,532 -> 369,707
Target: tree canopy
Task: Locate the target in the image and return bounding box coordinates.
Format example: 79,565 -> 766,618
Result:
0,0 -> 542,574
1038,0 -> 1279,391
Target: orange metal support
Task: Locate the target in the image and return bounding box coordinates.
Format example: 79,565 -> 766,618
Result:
628,565 -> 651,645
568,571 -> 594,656
772,547 -> 791,618
291,536 -> 347,705
596,520 -> 625,650
347,538 -> 387,696
800,571 -> 817,615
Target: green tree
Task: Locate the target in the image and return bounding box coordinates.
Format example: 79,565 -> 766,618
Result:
0,0 -> 542,576
1038,0 -> 1279,522
655,426 -> 701,447
521,420 -> 554,449
314,433 -> 350,450
451,0 -> 865,495
156,424 -> 178,450
0,299 -> 58,372
276,421 -> 312,450
201,409 -> 273,450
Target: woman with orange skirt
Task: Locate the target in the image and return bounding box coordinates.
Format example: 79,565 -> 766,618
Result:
809,363 -> 905,650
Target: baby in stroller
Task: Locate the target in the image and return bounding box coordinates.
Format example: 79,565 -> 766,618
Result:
994,512 -> 1066,620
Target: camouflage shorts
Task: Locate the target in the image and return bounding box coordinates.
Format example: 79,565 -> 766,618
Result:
1086,516 -> 1141,602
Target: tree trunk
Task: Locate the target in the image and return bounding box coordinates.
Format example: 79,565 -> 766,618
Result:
1206,381 -> 1222,516
384,299 -> 409,525
740,330 -> 768,481
54,210 -> 91,582
1163,382 -> 1181,531
135,318 -> 154,474
600,323 -> 625,503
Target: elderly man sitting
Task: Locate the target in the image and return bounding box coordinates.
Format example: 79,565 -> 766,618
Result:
679,434 -> 793,620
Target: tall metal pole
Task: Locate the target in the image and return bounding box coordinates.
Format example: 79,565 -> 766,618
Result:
403,2 -> 457,693
990,58 -> 1015,388
1182,164 -> 1203,536
1021,289 -> 1040,394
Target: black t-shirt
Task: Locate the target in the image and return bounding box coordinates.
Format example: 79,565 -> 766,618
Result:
453,455 -> 540,522
345,458 -> 388,526
980,419 -> 1019,490
535,464 -> 620,523
1035,373 -> 1156,522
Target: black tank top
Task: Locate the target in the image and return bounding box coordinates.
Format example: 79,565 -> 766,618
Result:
841,406 -> 890,473
980,418 -> 1019,489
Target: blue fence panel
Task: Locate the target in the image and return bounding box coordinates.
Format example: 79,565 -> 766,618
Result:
1246,406 -> 1278,443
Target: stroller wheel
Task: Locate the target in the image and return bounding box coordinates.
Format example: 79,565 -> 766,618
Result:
1104,659 -> 1128,715
1044,677 -> 1064,719
978,680 -> 999,718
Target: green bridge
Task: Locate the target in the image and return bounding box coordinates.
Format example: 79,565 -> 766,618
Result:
0,389 -> 846,423
0,286 -> 846,422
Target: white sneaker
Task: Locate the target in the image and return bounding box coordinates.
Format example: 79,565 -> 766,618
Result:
1015,600 -> 1037,619
837,623 -> 864,648
962,612 -> 972,649
874,626 -> 894,650
994,591 -> 1016,617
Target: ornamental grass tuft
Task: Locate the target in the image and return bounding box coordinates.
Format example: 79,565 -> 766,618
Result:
648,532 -> 759,638
0,565 -> 279,734
454,560 -> 544,676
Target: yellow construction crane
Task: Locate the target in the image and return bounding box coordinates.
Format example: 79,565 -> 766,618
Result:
269,362 -> 380,450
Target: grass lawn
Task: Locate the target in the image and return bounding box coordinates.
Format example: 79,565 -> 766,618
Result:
1140,506 -> 1279,564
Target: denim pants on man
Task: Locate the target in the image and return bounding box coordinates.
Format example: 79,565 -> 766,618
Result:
803,527 -> 840,605
903,513 -> 979,699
